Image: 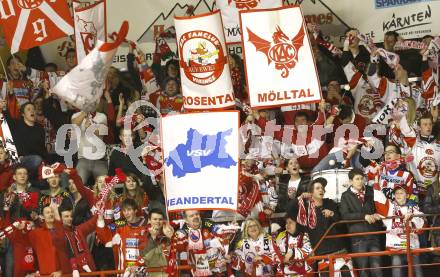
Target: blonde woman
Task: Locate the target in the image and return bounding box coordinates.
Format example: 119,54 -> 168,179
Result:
233,219 -> 276,276
388,97 -> 418,154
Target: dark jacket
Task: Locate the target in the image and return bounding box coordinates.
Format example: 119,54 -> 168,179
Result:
340,45 -> 371,74
276,174 -> 310,213
108,146 -> 159,202
9,118 -> 47,159
339,185 -> 382,241
296,198 -> 347,255
422,185 -> 440,237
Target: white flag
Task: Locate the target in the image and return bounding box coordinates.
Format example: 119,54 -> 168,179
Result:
174,10 -> 235,110
162,111 -> 240,212
52,21 -> 128,112
240,6 -> 322,109
73,0 -> 107,63
216,0 -> 282,44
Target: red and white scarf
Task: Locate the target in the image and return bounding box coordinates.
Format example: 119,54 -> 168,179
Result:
297,197 -> 317,229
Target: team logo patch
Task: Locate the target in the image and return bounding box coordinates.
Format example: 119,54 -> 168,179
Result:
189,229 -> 201,242
358,94 -> 376,116
125,238 -> 139,247
18,0 -> 42,9
245,252 -> 255,264
24,254 -> 34,263
247,25 -> 305,78
418,156 -> 437,178
77,18 -> 97,54
178,30 -> 227,86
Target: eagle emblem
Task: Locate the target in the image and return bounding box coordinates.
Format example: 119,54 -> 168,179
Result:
247,25 -> 305,78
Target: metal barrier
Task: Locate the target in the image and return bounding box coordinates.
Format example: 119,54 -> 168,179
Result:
42,214 -> 440,277
295,213 -> 440,277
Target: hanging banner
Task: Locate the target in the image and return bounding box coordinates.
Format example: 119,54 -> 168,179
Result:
216,0 -> 283,44
73,0 -> 107,63
240,5 -> 321,109
174,10 -> 235,110
0,0 -> 74,54
162,111 -> 239,212
0,114 -> 19,164
52,21 -> 128,112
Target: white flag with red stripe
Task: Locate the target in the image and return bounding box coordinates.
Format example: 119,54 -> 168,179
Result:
0,0 -> 73,53
216,0 -> 283,44
73,0 -> 107,63
174,10 -> 235,110
52,21 -> 128,112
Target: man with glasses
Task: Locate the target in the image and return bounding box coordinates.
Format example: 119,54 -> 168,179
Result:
367,144 -> 417,202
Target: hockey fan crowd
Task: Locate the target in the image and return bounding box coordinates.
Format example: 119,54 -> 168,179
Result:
1,22 -> 440,277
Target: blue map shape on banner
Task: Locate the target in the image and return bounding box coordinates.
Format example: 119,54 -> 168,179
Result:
165,128 -> 236,178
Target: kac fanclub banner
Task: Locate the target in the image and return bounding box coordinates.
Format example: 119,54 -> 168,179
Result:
162,111 -> 239,212
174,10 -> 235,111
240,6 -> 322,109
216,0 -> 282,44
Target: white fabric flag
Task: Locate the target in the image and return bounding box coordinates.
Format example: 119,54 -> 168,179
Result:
240,6 -> 322,109
52,21 -> 128,112
216,0 -> 283,44
73,0 -> 107,63
0,114 -> 19,164
162,111 -> 239,212
174,10 -> 235,110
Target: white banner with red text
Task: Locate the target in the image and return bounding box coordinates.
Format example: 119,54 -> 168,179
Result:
240,5 -> 321,109
162,111 -> 239,212
174,10 -> 235,110
216,0 -> 283,44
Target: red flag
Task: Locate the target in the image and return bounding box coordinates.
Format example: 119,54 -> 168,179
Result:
0,0 -> 74,53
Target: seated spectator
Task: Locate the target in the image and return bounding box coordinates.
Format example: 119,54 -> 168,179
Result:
340,168 -> 383,277
233,218 -> 275,276
275,212 -> 312,275
374,185 -> 425,277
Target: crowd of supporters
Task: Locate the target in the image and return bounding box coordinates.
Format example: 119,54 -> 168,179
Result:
0,24 -> 439,277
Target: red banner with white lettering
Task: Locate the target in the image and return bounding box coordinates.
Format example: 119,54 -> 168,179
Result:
0,0 -> 74,53
174,10 -> 235,111
240,6 -> 322,109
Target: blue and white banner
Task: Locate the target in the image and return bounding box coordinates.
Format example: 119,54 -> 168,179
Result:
162,111 -> 240,212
